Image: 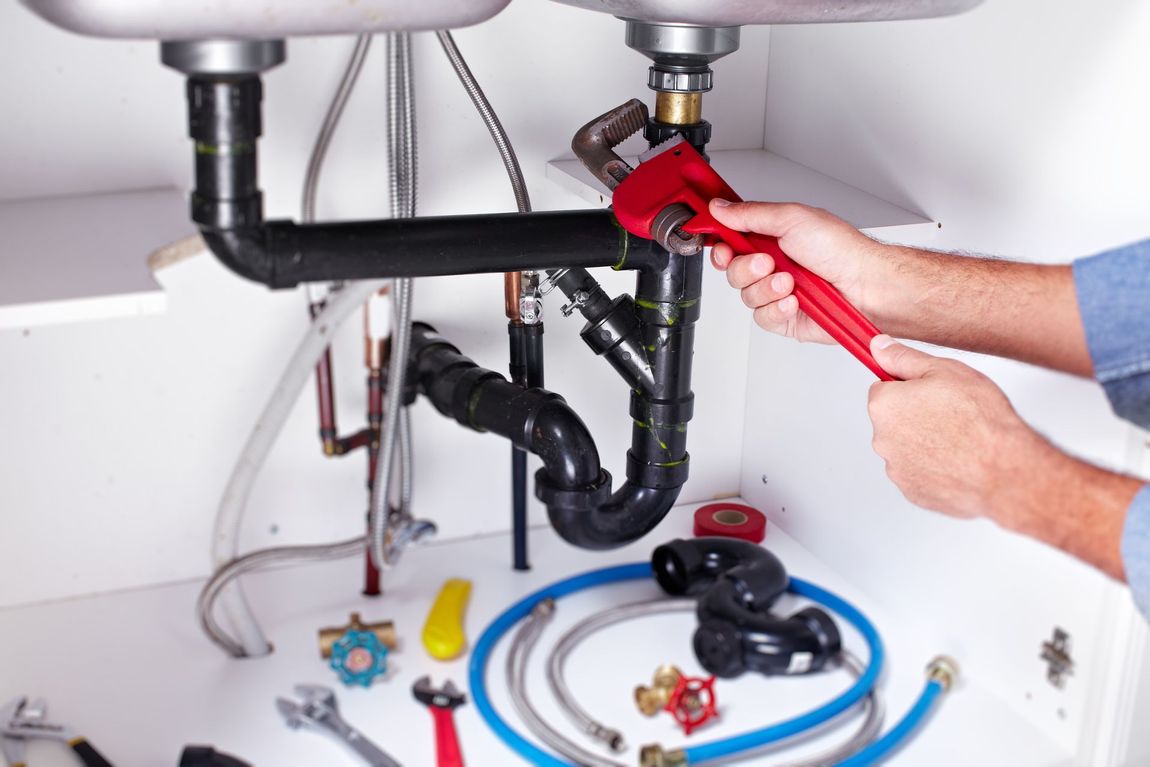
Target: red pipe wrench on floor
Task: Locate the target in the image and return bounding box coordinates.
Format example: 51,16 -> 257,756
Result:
572,99 -> 895,381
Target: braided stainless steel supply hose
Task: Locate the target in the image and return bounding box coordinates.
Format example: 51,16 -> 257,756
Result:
302,34 -> 373,223
371,31 -> 425,569
507,600 -> 627,767
546,599 -> 886,767
435,30 -> 531,214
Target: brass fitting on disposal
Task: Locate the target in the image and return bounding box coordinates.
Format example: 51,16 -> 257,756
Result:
654,92 -> 702,125
318,613 -> 397,659
640,744 -> 688,767
634,664 -> 683,716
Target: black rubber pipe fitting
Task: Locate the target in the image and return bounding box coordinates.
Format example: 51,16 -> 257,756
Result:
652,538 -> 843,678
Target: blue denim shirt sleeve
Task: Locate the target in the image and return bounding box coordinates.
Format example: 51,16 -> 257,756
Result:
1073,240 -> 1150,428
1073,239 -> 1150,617
1125,486 -> 1150,618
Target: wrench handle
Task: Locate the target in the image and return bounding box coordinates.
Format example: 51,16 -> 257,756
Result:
70,738 -> 114,767
431,708 -> 464,767
726,229 -> 894,381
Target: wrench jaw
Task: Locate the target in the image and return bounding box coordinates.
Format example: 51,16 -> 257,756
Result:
571,99 -> 650,192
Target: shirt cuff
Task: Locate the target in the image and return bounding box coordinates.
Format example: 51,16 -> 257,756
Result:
1123,484 -> 1150,620
1073,240 -> 1150,430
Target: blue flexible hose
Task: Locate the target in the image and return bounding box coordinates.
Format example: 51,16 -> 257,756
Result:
468,562 -> 651,767
834,679 -> 944,767
469,562 -> 886,767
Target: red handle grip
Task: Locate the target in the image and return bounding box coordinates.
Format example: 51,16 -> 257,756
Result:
431,707 -> 464,767
610,137 -> 896,381
715,227 -> 893,381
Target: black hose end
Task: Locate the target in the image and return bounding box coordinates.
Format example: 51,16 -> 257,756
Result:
651,539 -> 703,595
693,618 -> 745,678
793,606 -> 843,665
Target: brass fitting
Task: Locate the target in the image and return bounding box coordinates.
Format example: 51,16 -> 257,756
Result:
654,91 -> 702,125
318,612 -> 397,659
635,665 -> 683,716
640,745 -> 687,767
927,655 -> 961,692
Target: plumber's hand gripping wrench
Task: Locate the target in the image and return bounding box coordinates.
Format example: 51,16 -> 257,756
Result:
276,684 -> 402,767
572,99 -> 896,381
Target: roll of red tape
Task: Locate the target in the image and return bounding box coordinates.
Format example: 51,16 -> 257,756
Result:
693,503 -> 767,543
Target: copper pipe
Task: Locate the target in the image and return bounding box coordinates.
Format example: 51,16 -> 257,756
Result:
310,301 -> 339,456
504,271 -> 523,322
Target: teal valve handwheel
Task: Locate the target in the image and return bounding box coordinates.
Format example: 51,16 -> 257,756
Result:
330,629 -> 390,687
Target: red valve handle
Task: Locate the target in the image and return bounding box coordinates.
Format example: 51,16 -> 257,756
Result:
664,673 -> 718,736
611,140 -> 896,381
430,707 -> 464,767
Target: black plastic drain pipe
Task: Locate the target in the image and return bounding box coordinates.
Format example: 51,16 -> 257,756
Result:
180,71 -> 700,550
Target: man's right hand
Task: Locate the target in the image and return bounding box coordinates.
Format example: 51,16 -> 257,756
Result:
708,199 -> 889,343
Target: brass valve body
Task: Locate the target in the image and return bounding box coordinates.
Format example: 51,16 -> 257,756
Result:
634,664 -> 683,716
318,612 -> 397,659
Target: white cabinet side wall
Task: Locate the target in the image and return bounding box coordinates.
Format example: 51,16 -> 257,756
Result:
742,1 -> 1150,761
0,3 -> 771,607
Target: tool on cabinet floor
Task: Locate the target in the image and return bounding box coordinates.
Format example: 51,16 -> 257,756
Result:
572,101 -> 895,381
422,578 -> 472,660
1,696 -> 112,767
319,613 -> 398,687
635,665 -> 720,736
178,746 -> 252,767
412,676 -> 467,767
276,684 -> 402,767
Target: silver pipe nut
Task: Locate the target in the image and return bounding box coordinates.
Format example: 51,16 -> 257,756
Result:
926,655 -> 961,692
648,67 -> 713,93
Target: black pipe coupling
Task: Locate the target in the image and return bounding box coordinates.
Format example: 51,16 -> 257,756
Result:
652,538 -> 842,678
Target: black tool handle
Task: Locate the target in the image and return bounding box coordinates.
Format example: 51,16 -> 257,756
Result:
71,738 -> 113,767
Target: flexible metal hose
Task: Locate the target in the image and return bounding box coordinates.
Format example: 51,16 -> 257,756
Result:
435,30 -> 531,214
370,31 -> 419,569
545,599 -> 886,767
507,600 -> 627,767
302,35 -> 372,224
198,535 -> 365,657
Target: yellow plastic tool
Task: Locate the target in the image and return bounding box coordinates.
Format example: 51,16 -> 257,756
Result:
422,578 -> 472,660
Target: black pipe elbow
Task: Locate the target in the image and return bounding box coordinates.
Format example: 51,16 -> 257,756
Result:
200,227 -> 278,287
652,538 -> 842,678
542,482 -> 677,550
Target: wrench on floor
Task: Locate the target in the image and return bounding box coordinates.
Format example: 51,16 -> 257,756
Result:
411,676 -> 465,767
1,696 -> 113,767
276,684 -> 402,767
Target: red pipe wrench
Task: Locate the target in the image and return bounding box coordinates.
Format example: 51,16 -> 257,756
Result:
602,124 -> 894,381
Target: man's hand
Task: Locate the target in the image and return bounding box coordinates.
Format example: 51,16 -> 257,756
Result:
708,199 -> 889,343
867,334 -> 1136,581
866,334 -> 1039,520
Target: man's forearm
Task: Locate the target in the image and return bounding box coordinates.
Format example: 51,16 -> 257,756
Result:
865,245 -> 1094,377
989,429 -> 1140,580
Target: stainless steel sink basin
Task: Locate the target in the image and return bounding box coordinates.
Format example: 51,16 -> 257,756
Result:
18,0 -> 511,39
550,0 -> 983,26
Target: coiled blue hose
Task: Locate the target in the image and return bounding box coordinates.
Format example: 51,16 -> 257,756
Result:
835,679 -> 944,767
468,562 -> 885,766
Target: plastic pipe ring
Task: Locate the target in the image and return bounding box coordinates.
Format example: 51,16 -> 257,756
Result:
693,503 -> 767,543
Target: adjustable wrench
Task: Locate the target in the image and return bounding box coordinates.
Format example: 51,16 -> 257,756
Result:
1,696 -> 113,767
276,684 -> 402,767
411,677 -> 465,767
572,99 -> 896,381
